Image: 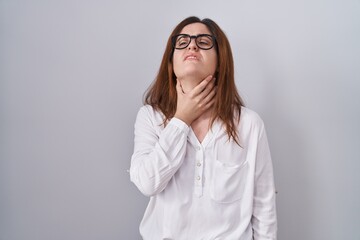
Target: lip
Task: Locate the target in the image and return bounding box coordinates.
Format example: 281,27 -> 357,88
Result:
184,54 -> 200,61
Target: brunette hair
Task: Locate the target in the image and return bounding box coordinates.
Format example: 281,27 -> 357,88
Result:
144,16 -> 244,144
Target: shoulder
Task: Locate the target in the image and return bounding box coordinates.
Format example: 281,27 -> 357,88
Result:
137,105 -> 159,116
137,104 -> 153,115
136,105 -> 164,124
239,106 -> 266,133
240,107 -> 264,125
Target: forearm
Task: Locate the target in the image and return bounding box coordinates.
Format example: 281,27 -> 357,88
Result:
251,123 -> 277,239
130,115 -> 189,196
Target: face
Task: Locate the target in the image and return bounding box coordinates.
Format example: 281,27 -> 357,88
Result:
172,23 -> 218,83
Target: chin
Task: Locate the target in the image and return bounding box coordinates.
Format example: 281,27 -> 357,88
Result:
187,71 -> 211,79
174,67 -> 214,80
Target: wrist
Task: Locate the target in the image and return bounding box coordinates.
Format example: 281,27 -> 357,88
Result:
174,114 -> 192,126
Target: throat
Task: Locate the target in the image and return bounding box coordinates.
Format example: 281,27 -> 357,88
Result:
177,77 -> 202,93
191,117 -> 211,143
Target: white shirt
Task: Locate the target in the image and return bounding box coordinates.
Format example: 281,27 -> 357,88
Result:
130,105 -> 277,240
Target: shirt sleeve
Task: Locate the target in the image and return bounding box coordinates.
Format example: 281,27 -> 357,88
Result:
129,106 -> 190,197
251,121 -> 278,240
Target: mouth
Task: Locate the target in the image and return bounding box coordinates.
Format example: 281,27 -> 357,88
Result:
184,55 -> 199,61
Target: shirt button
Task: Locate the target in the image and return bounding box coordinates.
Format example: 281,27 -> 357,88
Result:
196,146 -> 201,151
197,162 -> 201,167
196,176 -> 201,181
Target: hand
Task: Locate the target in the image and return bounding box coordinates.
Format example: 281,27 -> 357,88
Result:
174,75 -> 217,125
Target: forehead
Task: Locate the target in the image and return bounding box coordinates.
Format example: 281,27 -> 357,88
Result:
179,23 -> 211,35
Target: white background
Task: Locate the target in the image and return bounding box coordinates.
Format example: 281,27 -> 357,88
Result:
1,0 -> 359,239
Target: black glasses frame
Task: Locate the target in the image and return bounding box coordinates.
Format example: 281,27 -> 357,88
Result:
171,34 -> 216,50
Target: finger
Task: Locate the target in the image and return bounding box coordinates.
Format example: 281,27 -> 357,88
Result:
201,86 -> 217,105
195,79 -> 215,104
192,75 -> 213,95
199,78 -> 215,98
202,96 -> 216,111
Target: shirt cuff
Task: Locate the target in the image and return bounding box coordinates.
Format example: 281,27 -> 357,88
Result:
169,117 -> 190,134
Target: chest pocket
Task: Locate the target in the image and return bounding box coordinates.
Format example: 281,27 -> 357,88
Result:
210,159 -> 249,204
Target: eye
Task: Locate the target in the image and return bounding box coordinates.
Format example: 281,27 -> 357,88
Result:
197,36 -> 212,47
199,40 -> 210,45
176,36 -> 189,48
178,40 -> 188,46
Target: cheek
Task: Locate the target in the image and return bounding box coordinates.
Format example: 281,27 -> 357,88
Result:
208,54 -> 218,71
172,54 -> 181,76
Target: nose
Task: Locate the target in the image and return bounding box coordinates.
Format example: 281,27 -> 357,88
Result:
188,38 -> 198,50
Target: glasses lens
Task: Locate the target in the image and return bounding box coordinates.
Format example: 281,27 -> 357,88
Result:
174,35 -> 190,49
196,35 -> 214,50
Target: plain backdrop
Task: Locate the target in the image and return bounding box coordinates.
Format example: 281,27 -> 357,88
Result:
1,0 -> 359,239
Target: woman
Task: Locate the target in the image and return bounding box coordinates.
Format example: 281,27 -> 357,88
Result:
130,16 -> 277,240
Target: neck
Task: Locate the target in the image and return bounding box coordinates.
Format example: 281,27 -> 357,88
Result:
191,108 -> 214,143
177,76 -> 202,93
192,107 -> 213,126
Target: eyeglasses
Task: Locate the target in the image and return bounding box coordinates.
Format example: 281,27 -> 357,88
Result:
171,34 -> 216,50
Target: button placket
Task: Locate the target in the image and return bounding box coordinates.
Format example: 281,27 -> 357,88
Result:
194,145 -> 204,197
